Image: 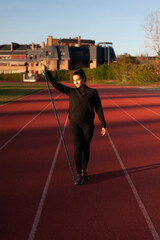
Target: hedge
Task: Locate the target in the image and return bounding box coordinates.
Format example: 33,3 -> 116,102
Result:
0,73 -> 24,81
1,55 -> 160,84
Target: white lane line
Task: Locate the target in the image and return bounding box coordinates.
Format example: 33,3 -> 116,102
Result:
128,99 -> 160,117
0,103 -> 50,151
0,93 -> 62,151
0,89 -> 46,108
27,116 -> 68,240
106,130 -> 160,240
109,99 -> 160,141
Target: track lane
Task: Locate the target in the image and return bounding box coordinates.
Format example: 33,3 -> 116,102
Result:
105,87 -> 160,239
0,89 -> 62,150
0,89 -> 69,240
1,85 -> 160,240
32,115 -> 155,240
30,86 -> 160,240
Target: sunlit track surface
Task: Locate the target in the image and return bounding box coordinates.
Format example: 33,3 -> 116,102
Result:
1,85 -> 160,240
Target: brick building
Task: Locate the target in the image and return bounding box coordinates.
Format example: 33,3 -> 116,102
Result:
0,36 -> 116,76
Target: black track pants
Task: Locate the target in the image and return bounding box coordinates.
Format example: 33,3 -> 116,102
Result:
69,121 -> 94,174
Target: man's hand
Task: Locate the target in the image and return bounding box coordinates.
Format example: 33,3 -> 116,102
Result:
101,127 -> 106,136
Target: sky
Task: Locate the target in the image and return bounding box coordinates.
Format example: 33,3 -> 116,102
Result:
1,0 -> 160,56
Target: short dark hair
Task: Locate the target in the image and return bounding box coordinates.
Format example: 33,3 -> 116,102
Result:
73,69 -> 87,82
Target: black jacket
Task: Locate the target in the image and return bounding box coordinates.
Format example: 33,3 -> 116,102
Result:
46,71 -> 106,128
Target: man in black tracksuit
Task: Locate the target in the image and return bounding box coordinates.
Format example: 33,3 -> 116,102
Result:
44,68 -> 106,185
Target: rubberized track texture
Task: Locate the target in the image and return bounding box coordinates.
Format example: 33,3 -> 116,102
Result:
1,84 -> 160,240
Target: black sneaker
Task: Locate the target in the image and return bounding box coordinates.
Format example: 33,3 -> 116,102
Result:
81,170 -> 90,181
75,175 -> 84,185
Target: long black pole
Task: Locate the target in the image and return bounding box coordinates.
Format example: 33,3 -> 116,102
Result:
42,70 -> 76,183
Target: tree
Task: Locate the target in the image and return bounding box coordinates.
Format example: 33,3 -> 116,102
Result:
144,11 -> 160,55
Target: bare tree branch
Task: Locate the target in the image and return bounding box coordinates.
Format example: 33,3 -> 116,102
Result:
144,11 -> 160,55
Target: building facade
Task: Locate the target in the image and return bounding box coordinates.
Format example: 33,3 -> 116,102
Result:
0,43 -> 28,73
0,36 -> 116,76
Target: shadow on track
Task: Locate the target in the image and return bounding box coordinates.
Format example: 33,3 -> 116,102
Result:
88,163 -> 160,184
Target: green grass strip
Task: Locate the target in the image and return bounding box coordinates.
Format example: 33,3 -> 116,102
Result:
0,82 -> 46,105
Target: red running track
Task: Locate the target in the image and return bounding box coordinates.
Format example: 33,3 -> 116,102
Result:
1,84 -> 160,240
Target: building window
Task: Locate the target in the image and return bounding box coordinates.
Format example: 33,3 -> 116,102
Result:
60,51 -> 65,56
46,51 -> 51,56
60,60 -> 65,65
0,63 -> 8,66
31,63 -> 34,67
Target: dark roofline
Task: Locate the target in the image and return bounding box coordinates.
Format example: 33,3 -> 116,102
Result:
0,44 -> 40,52
0,45 -> 11,51
97,42 -> 113,45
59,38 -> 95,44
0,51 -> 27,55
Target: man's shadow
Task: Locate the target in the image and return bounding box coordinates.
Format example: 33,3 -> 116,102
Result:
88,163 -> 160,184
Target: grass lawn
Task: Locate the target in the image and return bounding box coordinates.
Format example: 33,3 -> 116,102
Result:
0,82 -> 46,105
1,80 -> 160,105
